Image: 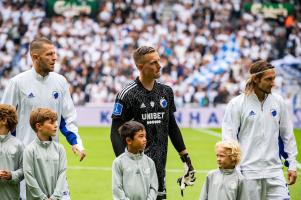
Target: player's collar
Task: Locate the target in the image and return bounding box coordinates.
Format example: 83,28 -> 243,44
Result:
0,133 -> 10,142
35,137 -> 53,147
125,148 -> 144,160
219,168 -> 235,175
135,77 -> 158,92
32,67 -> 49,81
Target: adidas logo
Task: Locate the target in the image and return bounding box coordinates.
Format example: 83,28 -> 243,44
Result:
140,103 -> 146,108
28,93 -> 35,98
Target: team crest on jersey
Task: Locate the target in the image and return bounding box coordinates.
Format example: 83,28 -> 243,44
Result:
113,103 -> 123,116
271,109 -> 277,117
160,98 -> 167,108
52,91 -> 59,99
150,101 -> 155,107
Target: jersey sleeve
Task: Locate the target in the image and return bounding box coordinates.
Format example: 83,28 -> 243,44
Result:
147,158 -> 158,200
1,78 -> 19,107
279,99 -> 298,171
10,142 -> 24,184
222,98 -> 241,141
111,94 -> 133,157
51,145 -> 68,200
23,147 -> 48,199
167,86 -> 176,113
59,78 -> 84,151
199,173 -> 210,200
112,157 -> 129,200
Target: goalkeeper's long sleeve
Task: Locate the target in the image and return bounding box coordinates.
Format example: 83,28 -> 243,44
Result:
168,113 -> 186,153
110,118 -> 126,157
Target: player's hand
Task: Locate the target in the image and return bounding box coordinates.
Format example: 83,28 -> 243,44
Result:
177,154 -> 196,196
0,170 -> 12,180
288,170 -> 297,185
72,144 -> 86,162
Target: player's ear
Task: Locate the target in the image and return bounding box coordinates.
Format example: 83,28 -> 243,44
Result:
31,53 -> 39,61
137,63 -> 143,71
0,117 -> 7,125
252,76 -> 259,84
126,137 -> 132,145
35,122 -> 42,131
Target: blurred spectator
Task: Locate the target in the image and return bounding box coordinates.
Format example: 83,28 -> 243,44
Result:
0,0 -> 301,107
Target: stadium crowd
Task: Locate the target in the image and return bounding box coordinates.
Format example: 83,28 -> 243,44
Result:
0,0 -> 301,107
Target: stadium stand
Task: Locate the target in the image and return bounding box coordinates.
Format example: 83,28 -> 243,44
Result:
0,0 -> 300,108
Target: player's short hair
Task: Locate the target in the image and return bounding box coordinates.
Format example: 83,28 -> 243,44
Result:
30,108 -> 57,133
133,46 -> 156,66
118,121 -> 145,145
0,104 -> 18,132
245,59 -> 275,94
216,140 -> 241,165
29,37 -> 53,56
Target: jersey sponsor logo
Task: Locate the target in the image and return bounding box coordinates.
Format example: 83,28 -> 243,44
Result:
113,103 -> 123,116
150,101 -> 155,107
52,91 -> 59,99
140,103 -> 146,108
28,92 -> 35,98
271,109 -> 277,117
142,112 -> 165,124
160,98 -> 167,108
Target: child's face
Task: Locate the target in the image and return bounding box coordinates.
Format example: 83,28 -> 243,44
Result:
38,119 -> 57,137
216,146 -> 235,169
127,129 -> 147,154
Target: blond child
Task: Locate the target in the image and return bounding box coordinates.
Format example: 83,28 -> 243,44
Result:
23,108 -> 69,200
200,140 -> 248,200
0,104 -> 24,200
112,121 -> 158,200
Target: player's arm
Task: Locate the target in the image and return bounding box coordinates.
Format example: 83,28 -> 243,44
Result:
110,97 -> 132,157
51,146 -> 68,200
199,174 -> 209,200
112,158 -> 129,200
7,143 -> 24,183
222,99 -> 241,141
111,118 -> 126,157
279,100 -> 298,185
147,160 -> 158,200
60,79 -> 86,161
167,88 -> 195,194
1,78 -> 19,106
23,148 -> 48,199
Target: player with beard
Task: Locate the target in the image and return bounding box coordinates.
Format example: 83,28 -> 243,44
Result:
110,46 -> 196,199
1,37 -> 86,199
222,60 -> 298,200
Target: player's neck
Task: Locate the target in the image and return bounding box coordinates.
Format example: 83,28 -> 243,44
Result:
34,65 -> 49,77
0,126 -> 9,135
139,76 -> 155,91
254,87 -> 267,102
37,132 -> 51,141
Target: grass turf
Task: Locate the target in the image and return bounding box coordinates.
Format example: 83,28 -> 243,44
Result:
60,128 -> 301,200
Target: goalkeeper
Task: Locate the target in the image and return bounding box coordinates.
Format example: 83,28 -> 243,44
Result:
110,46 -> 196,199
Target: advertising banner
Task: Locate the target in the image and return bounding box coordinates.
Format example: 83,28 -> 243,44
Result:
76,105 -> 301,128
46,0 -> 99,18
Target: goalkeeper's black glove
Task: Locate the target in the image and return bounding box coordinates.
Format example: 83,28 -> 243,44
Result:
177,153 -> 196,196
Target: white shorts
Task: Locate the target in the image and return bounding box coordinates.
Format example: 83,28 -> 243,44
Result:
244,176 -> 290,200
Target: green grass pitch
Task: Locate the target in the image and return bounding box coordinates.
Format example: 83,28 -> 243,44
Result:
60,128 -> 301,200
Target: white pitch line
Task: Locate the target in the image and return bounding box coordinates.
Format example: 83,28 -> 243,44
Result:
68,166 -> 209,173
